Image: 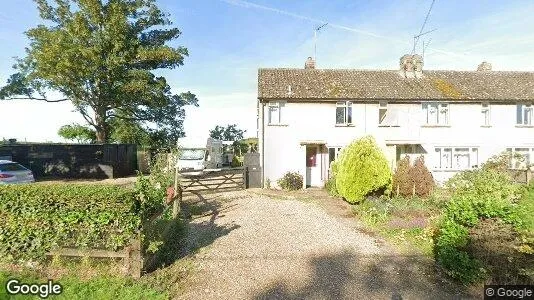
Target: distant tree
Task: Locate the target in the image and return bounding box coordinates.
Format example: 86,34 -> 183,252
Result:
209,124 -> 247,154
57,124 -> 96,143
209,124 -> 246,141
0,0 -> 198,145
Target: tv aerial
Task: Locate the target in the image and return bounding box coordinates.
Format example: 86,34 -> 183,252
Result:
412,0 -> 437,55
314,23 -> 328,61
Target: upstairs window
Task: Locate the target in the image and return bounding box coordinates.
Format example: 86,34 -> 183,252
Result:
517,104 -> 533,125
336,101 -> 352,125
481,102 -> 491,126
268,102 -> 282,124
379,101 -> 388,125
422,103 -> 449,125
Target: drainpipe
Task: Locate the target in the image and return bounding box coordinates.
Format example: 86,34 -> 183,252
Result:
258,98 -> 265,188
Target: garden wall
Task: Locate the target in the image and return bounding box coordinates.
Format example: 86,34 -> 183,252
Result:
0,143 -> 137,179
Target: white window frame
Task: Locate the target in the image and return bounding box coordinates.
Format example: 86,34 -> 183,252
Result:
268,101 -> 282,125
336,101 -> 353,125
422,102 -> 449,126
507,147 -> 534,169
434,147 -> 478,170
378,101 -> 388,126
516,103 -> 533,126
481,102 -> 491,126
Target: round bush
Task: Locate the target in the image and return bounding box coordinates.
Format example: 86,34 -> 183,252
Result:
335,136 -> 391,203
277,171 -> 303,190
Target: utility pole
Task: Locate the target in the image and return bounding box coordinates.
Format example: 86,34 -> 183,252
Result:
314,23 -> 328,61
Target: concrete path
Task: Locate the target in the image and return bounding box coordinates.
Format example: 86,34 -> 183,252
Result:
176,190 -> 476,300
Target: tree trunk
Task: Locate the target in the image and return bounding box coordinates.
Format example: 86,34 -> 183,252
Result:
94,108 -> 109,143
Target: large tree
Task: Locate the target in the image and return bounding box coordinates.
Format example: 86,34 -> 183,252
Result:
209,124 -> 246,142
0,0 -> 198,145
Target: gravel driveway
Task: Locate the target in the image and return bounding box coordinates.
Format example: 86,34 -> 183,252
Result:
176,189 -> 475,300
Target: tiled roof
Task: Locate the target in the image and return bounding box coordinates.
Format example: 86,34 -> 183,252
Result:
257,69 -> 534,101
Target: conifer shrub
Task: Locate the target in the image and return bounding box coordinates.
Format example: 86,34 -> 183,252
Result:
392,155 -> 434,198
335,136 -> 391,203
410,156 -> 435,198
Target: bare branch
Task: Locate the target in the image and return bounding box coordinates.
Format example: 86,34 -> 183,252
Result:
2,96 -> 69,103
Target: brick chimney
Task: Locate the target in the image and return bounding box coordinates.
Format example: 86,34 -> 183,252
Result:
477,61 -> 492,71
399,54 -> 423,78
305,57 -> 316,69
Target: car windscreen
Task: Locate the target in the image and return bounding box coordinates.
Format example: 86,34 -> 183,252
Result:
179,149 -> 205,160
0,163 -> 28,172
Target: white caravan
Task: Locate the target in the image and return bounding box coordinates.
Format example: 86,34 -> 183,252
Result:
177,137 -> 223,172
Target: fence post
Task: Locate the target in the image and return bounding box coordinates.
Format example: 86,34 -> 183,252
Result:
173,185 -> 182,218
129,238 -> 142,278
243,166 -> 248,189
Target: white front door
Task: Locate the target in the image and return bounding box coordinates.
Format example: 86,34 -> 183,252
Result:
306,146 -> 321,187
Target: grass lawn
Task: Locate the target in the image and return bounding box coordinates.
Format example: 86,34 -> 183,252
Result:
0,270 -> 168,300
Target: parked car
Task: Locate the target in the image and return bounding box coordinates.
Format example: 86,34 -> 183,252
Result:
0,160 -> 35,184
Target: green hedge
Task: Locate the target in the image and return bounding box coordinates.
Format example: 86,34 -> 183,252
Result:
0,184 -> 141,262
335,136 -> 391,203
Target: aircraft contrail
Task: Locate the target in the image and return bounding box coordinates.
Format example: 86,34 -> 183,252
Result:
220,0 -> 466,58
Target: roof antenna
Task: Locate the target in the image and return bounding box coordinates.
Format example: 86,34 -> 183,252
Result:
314,23 -> 328,61
422,38 -> 432,60
412,0 -> 437,54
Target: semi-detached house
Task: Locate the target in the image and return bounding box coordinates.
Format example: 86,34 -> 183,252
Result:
257,55 -> 534,188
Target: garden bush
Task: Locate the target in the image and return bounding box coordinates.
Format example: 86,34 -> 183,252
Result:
434,167 -> 530,284
277,171 -> 303,190
325,161 -> 340,197
0,184 -> 140,262
410,156 -> 435,197
392,156 -> 434,198
335,136 -> 391,203
392,156 -> 412,197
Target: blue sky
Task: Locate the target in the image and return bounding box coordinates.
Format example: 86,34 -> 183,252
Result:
1,0 -> 534,142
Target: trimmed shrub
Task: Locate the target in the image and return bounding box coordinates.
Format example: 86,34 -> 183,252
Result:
277,172 -> 303,191
392,155 -> 434,198
325,161 -> 340,197
0,184 -> 140,262
410,156 -> 435,198
335,136 -> 391,203
434,167 -> 527,284
392,156 -> 412,197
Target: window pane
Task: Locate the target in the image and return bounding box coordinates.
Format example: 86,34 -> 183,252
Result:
379,109 -> 387,124
336,107 -> 346,124
434,148 -> 441,169
454,148 -> 470,169
517,104 -> 523,124
524,107 -> 532,125
269,107 -> 279,124
482,110 -> 490,126
443,148 -> 452,169
347,106 -> 353,124
439,105 -> 448,125
428,104 -> 438,124
472,148 -> 478,168
328,148 -> 336,163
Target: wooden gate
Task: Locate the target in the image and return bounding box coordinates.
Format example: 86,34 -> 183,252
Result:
180,168 -> 245,193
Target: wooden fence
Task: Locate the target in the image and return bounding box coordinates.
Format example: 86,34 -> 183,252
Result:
180,168 -> 246,193
46,239 -> 142,278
